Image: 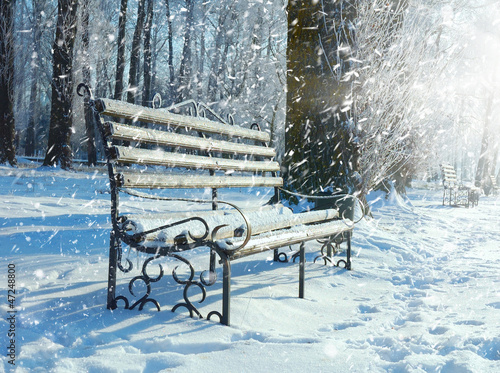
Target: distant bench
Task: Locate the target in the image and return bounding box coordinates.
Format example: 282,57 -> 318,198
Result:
78,84 -> 354,326
440,163 -> 479,207
489,175 -> 498,196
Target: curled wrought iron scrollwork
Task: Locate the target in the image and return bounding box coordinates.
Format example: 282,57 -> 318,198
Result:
206,310 -> 223,323
114,253 -> 214,317
170,254 -> 207,318
77,83 -> 93,99
211,201 -> 252,253
313,235 -> 348,267
200,269 -> 217,286
116,240 -> 133,273
152,93 -> 162,109
117,210 -> 210,249
275,251 -> 289,263
116,255 -> 162,311
161,99 -> 232,126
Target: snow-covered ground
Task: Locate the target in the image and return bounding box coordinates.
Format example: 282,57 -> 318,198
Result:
0,164 -> 499,372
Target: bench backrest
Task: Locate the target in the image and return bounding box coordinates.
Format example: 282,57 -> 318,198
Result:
441,163 -> 458,187
490,175 -> 498,189
92,97 -> 282,199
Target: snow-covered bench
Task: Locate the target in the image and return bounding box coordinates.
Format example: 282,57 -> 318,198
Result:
440,163 -> 479,207
78,84 -> 354,326
489,175 -> 499,196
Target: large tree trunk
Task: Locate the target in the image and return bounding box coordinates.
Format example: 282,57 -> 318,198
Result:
164,0 -> 175,103
25,0 -> 42,157
177,0 -> 195,102
0,0 -> 17,166
142,0 -> 154,107
114,0 -> 128,101
127,0 -> 146,105
207,7 -> 231,103
43,0 -> 79,169
81,1 -> 97,166
284,0 -> 358,195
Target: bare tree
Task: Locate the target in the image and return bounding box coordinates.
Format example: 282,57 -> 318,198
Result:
25,0 -> 44,157
164,0 -> 175,103
113,0 -> 128,101
0,0 -> 17,166
207,3 -> 233,103
475,92 -> 494,189
353,0 -> 467,195
142,0 -> 154,107
81,0 -> 97,166
43,0 -> 79,169
177,0 -> 195,102
127,0 -> 146,105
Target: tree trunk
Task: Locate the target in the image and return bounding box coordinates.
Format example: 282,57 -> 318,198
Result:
151,24 -> 158,93
43,0 -> 79,169
177,0 -> 195,102
284,0 -> 358,195
207,9 -> 229,103
81,1 -> 97,166
127,0 -> 146,105
164,0 -> 175,103
114,0 -> 128,101
25,0 -> 41,157
197,1 -> 207,100
0,0 -> 17,166
142,0 -> 154,107
491,141 -> 498,181
475,92 -> 494,191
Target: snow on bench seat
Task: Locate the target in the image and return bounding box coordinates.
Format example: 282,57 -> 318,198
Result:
119,204 -> 339,249
220,218 -> 352,260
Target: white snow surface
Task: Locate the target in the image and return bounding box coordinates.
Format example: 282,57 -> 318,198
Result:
0,165 -> 499,372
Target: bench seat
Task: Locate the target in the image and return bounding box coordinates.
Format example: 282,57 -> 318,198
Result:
219,219 -> 352,260
120,205 -> 339,249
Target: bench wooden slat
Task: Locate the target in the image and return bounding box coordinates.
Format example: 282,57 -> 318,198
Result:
121,204 -> 280,222
118,172 -> 283,189
490,175 -> 498,187
111,146 -> 281,173
95,98 -> 270,142
105,122 -> 276,158
228,219 -> 352,261
214,208 -> 339,241
134,207 -> 339,245
441,163 -> 458,186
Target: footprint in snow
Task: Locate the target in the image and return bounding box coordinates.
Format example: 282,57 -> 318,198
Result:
358,305 -> 380,314
454,320 -> 485,326
428,325 -> 449,335
486,301 -> 500,309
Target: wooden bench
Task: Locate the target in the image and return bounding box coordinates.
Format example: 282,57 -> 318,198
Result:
489,175 -> 499,196
78,84 -> 354,326
440,163 -> 479,207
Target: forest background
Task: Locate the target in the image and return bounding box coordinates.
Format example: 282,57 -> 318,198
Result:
0,0 -> 499,198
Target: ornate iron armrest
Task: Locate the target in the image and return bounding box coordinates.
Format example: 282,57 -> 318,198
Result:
117,187 -> 252,253
211,200 -> 252,253
120,216 -> 210,246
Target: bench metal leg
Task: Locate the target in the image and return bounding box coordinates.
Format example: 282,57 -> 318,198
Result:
209,248 -> 217,276
273,249 -> 280,262
346,232 -> 352,270
221,254 -> 231,326
326,239 -> 333,258
299,242 -> 305,299
107,232 -> 118,310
